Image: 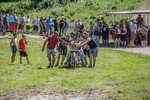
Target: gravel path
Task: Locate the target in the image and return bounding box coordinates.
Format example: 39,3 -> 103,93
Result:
114,47 -> 150,56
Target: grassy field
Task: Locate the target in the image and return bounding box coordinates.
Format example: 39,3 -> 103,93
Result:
0,35 -> 150,100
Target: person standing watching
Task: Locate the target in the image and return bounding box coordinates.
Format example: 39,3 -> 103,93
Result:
46,16 -> 53,35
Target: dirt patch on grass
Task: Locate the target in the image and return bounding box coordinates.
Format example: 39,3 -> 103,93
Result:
0,88 -> 109,100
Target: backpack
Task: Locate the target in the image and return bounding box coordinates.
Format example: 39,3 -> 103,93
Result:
65,21 -> 70,28
80,24 -> 84,30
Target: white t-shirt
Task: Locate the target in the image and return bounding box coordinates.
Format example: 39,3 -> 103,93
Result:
25,18 -> 30,24
130,22 -> 137,34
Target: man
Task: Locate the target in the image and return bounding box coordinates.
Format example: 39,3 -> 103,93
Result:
89,21 -> 94,36
59,16 -> 65,36
32,16 -> 40,34
3,14 -> 9,35
79,32 -> 98,68
18,15 -> 25,33
53,16 -> 58,32
64,18 -> 70,36
42,32 -> 67,68
46,16 -> 53,35
25,16 -> 30,34
129,19 -> 137,47
136,14 -> 144,27
55,35 -> 70,66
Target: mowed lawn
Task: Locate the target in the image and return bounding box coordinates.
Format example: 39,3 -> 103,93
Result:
0,35 -> 150,100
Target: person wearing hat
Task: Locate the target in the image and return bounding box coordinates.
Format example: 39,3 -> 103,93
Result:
18,34 -> 30,64
10,32 -> 18,64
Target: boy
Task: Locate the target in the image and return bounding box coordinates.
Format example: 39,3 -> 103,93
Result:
18,34 -> 30,64
10,33 -> 18,64
55,35 -> 70,66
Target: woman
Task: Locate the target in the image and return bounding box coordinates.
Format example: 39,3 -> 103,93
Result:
114,22 -> 121,48
121,25 -> 127,48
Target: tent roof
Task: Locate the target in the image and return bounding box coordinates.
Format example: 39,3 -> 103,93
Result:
100,10 -> 150,15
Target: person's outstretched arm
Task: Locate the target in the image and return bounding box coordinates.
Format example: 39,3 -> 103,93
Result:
42,37 -> 48,52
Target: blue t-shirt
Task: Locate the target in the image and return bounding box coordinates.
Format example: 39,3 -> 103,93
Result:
46,18 -> 53,25
9,16 -> 15,22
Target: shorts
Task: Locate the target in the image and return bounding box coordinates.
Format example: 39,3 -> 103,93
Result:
142,35 -> 147,41
64,28 -> 68,33
130,32 -> 136,40
58,46 -> 67,56
83,49 -> 89,57
26,25 -> 30,30
92,35 -> 100,42
114,34 -> 121,39
47,49 -> 56,58
102,34 -> 109,40
20,51 -> 28,57
12,46 -> 17,53
89,47 -> 98,57
33,25 -> 38,31
121,34 -> 127,41
19,23 -> 24,30
3,23 -> 9,31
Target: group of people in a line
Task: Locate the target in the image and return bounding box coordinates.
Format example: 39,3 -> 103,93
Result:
0,13 -> 71,37
112,14 -> 149,48
10,31 -> 98,69
1,13 -> 149,48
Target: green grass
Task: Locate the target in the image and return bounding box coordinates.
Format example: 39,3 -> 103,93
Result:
0,35 -> 150,100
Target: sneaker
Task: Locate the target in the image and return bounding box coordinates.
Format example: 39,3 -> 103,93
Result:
51,66 -> 55,68
12,62 -> 15,64
47,64 -> 51,68
93,64 -> 95,67
88,65 -> 93,68
55,63 -> 59,66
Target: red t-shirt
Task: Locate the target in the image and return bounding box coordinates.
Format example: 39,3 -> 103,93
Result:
19,39 -> 27,51
47,35 -> 62,49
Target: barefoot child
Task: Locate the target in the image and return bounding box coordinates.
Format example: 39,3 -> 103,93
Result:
18,34 -> 30,64
10,33 -> 18,64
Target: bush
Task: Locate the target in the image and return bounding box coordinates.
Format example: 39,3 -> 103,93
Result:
70,11 -> 75,16
127,6 -> 134,10
111,6 -> 117,10
90,15 -> 96,19
96,17 -> 101,22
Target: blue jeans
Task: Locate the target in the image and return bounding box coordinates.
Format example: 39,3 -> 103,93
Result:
46,24 -> 53,35
78,48 -> 86,66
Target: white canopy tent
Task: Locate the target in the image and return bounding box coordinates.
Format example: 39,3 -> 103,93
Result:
99,10 -> 150,25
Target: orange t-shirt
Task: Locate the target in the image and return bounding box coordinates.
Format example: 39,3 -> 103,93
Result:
19,39 -> 27,51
